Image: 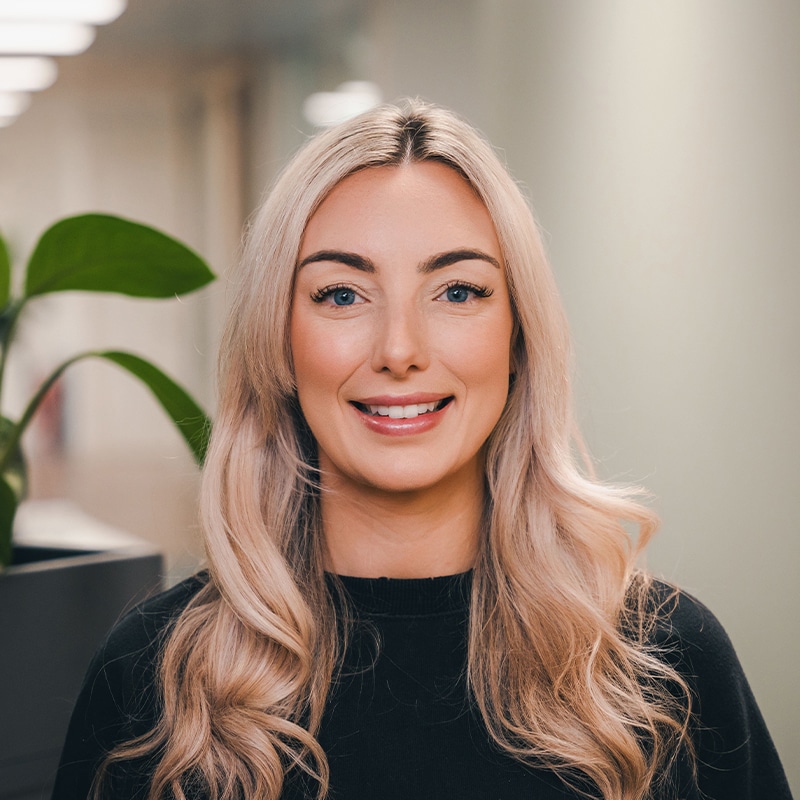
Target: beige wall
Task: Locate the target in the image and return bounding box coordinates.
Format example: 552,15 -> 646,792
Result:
1,0 -> 796,786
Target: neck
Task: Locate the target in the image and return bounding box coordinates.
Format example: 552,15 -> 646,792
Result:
320,464 -> 484,579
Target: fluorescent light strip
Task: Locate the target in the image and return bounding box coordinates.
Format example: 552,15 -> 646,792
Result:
0,22 -> 95,55
0,56 -> 57,91
0,89 -> 29,115
0,0 -> 126,25
303,81 -> 383,128
0,1 -> 127,129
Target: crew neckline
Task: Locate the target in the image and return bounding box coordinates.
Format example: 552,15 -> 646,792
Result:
329,571 -> 472,617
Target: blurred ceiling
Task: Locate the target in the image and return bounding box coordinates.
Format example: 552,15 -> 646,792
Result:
92,0 -> 362,56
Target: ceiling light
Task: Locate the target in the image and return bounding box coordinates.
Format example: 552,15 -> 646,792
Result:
0,89 -> 29,115
0,2 -> 126,130
0,0 -> 126,24
0,92 -> 27,128
303,81 -> 383,129
0,22 -> 95,55
0,56 -> 57,92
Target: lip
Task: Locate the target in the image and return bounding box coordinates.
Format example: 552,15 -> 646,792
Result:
350,394 -> 453,436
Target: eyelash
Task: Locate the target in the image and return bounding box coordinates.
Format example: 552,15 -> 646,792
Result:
309,280 -> 494,305
437,280 -> 494,301
310,283 -> 359,304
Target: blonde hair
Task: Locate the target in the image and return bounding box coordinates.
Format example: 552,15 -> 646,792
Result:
99,100 -> 690,800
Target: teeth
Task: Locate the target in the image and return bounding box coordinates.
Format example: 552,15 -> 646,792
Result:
365,401 -> 440,418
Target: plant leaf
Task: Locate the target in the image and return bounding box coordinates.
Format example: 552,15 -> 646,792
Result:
24,214 -> 215,299
0,414 -> 27,502
0,230 -> 10,308
0,473 -> 17,568
99,351 -> 211,466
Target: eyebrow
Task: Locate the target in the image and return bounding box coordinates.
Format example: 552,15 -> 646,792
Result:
419,249 -> 501,273
297,248 -> 501,273
297,250 -> 376,272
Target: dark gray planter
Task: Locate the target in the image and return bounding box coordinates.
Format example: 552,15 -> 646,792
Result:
0,514 -> 163,800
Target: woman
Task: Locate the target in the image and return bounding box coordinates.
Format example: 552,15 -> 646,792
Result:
53,101 -> 792,800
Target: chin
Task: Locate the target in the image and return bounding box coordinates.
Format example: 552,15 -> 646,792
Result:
355,457 -> 480,497
357,471 -> 448,496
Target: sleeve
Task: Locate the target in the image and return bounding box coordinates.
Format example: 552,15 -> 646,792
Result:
50,612 -> 162,799
50,576 -> 204,800
661,589 -> 794,800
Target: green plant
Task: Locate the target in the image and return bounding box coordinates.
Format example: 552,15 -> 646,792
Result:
0,213 -> 216,568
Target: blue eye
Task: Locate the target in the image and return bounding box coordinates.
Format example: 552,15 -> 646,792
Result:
445,285 -> 471,303
438,282 -> 492,303
311,285 -> 361,305
331,288 -> 356,306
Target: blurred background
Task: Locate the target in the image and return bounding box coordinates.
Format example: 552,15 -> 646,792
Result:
1,0 -> 797,787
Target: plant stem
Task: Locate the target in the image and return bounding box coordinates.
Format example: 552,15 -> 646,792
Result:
0,352 -> 88,476
0,299 -> 24,409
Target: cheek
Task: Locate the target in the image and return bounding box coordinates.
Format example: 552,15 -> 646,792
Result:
440,317 -> 514,386
290,310 -> 363,403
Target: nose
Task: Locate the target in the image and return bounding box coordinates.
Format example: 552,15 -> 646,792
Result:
370,302 -> 430,376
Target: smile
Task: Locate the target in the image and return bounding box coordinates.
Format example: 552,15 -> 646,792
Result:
353,397 -> 452,419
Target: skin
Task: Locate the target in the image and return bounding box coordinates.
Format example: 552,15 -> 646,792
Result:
290,162 -> 515,578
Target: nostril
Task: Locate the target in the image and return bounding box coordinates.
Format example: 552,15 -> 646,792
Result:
371,315 -> 430,375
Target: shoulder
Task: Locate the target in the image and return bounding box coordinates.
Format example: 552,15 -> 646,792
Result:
645,580 -> 738,671
643,579 -> 793,799
643,579 -> 752,719
51,573 -> 210,799
100,571 -> 208,661
87,571 -> 209,709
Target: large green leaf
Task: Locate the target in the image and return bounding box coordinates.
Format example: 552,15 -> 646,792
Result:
0,230 -> 10,308
100,351 -> 211,466
24,214 -> 214,299
0,473 -> 17,567
0,351 -> 211,482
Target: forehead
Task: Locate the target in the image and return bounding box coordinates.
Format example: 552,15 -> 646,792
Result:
299,161 -> 500,258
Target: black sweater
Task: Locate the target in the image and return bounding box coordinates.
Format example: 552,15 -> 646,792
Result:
52,572 -> 792,800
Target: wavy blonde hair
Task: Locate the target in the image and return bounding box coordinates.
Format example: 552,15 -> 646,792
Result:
99,100 -> 691,800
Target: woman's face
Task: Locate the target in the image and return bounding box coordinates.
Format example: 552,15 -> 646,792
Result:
290,161 -> 515,497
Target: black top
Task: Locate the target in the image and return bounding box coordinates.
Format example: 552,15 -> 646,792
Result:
52,572 -> 793,800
